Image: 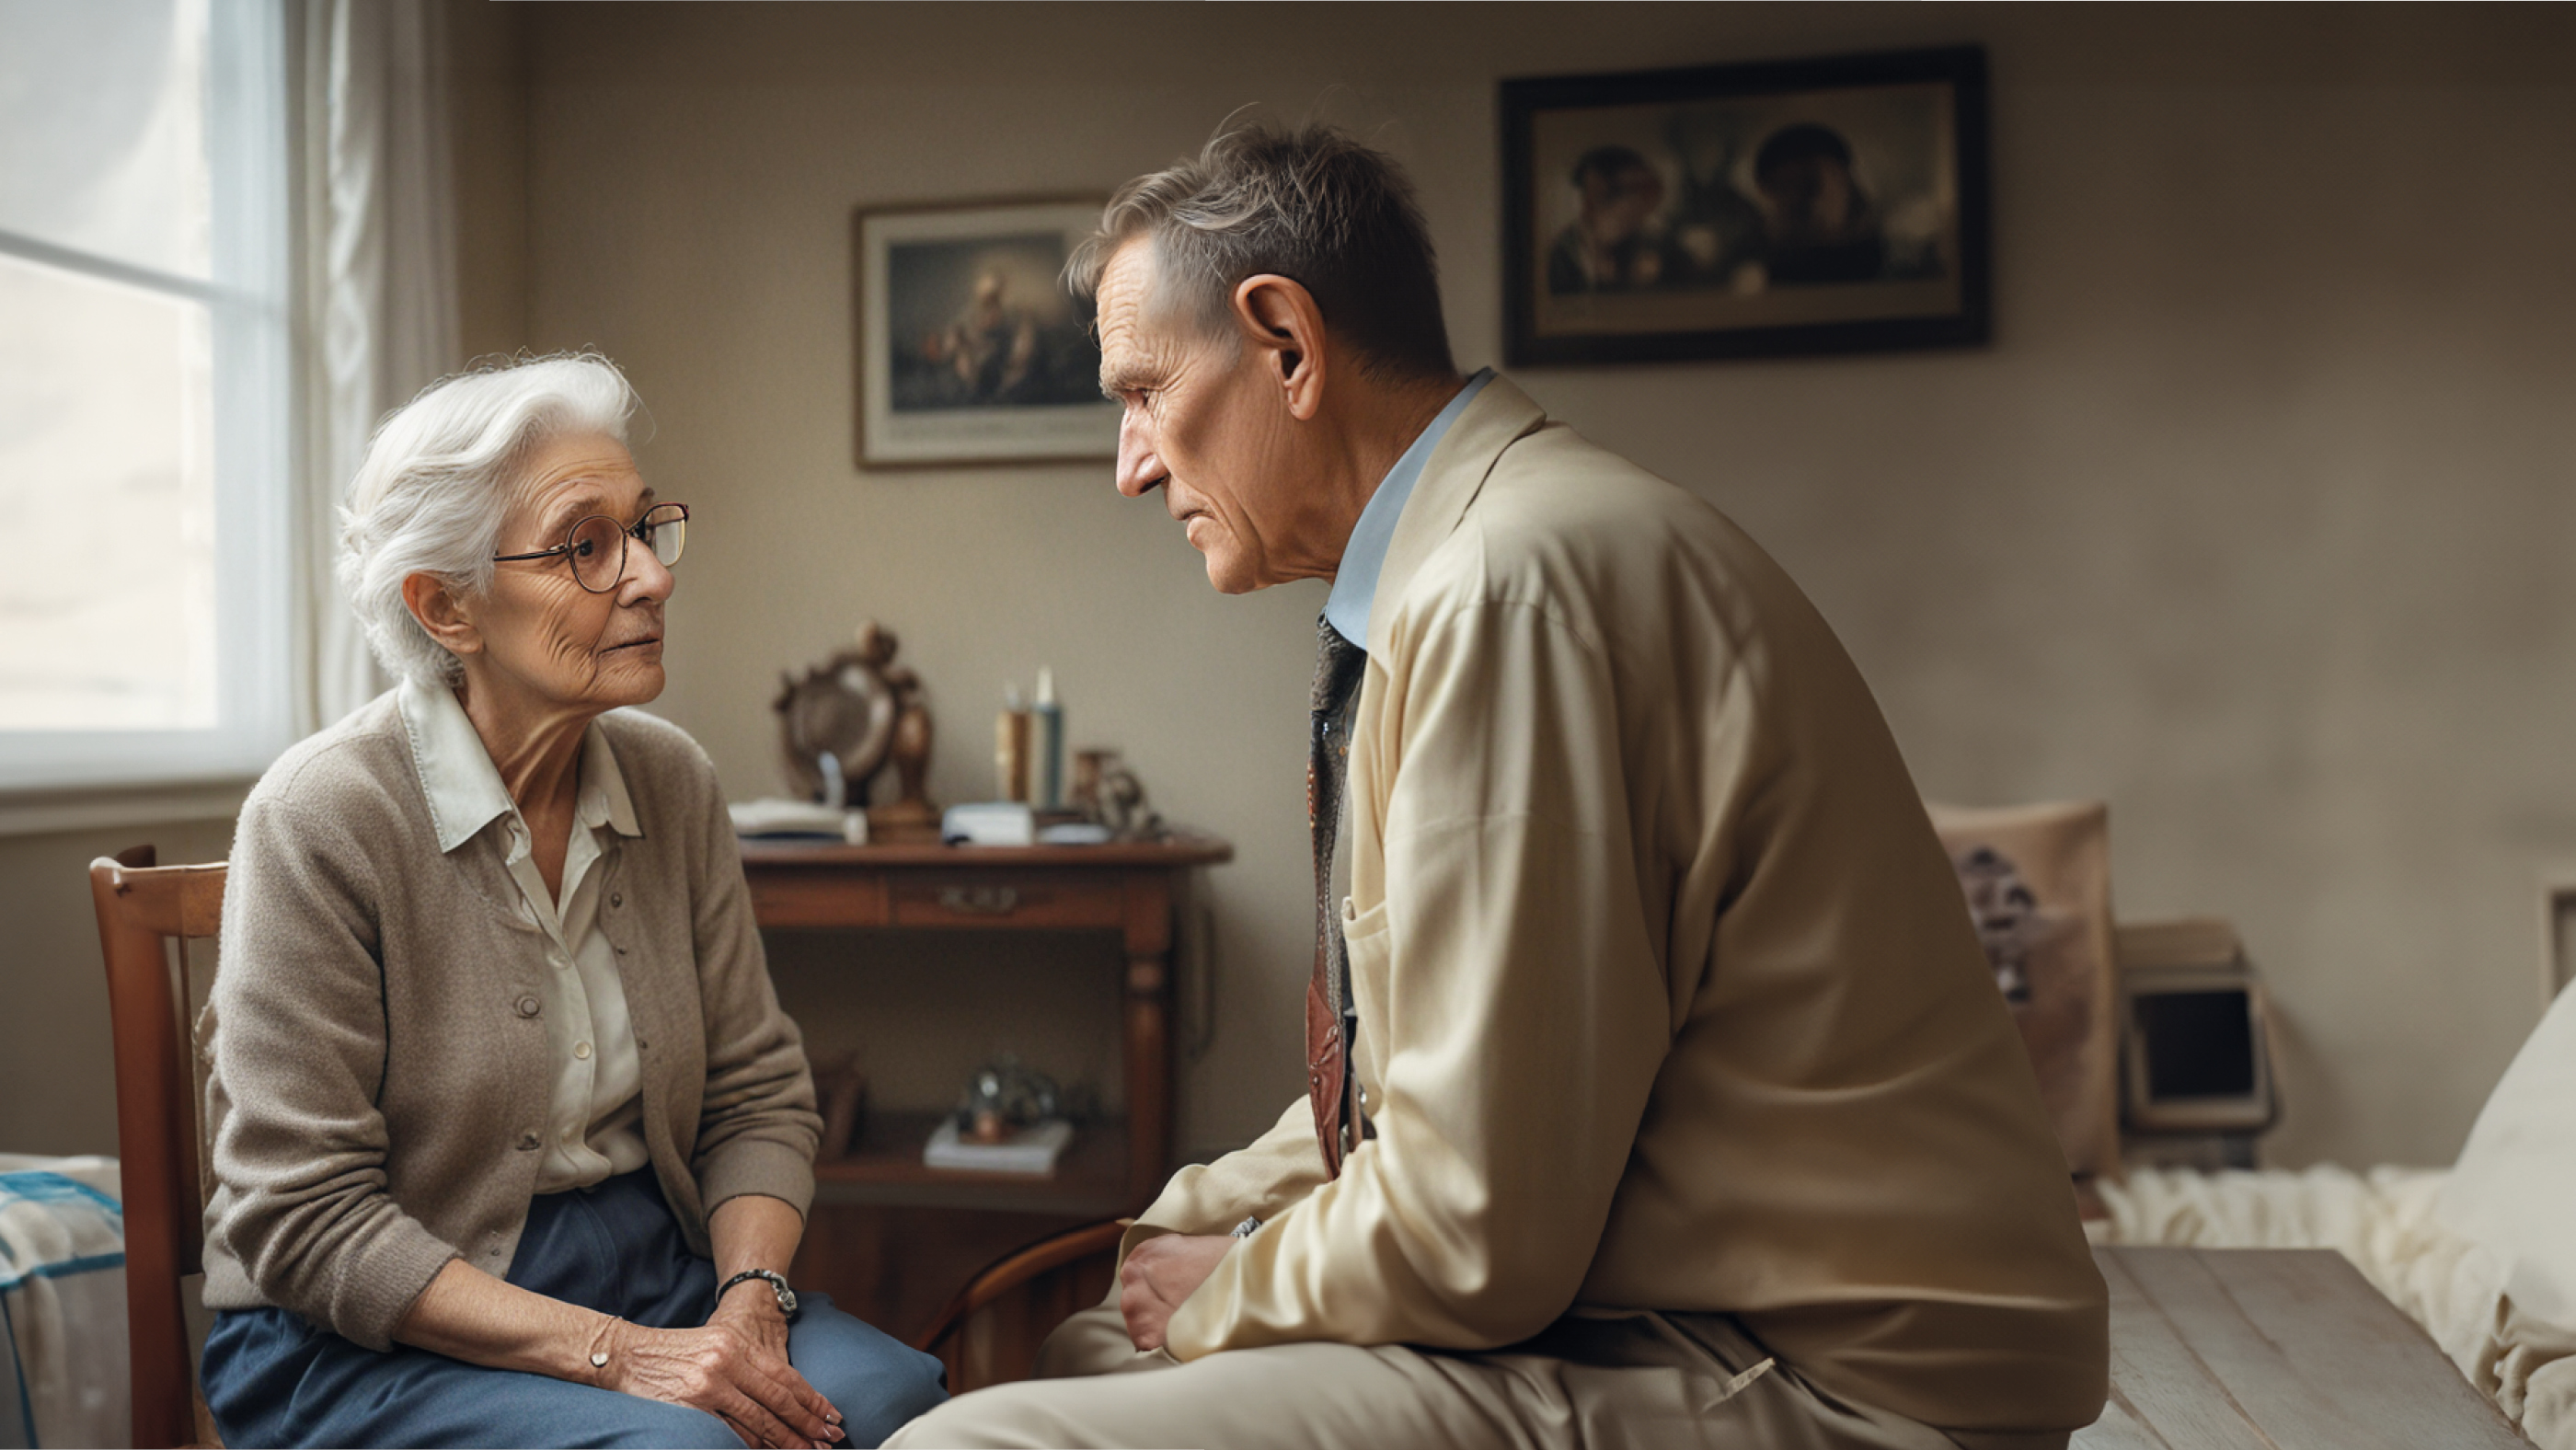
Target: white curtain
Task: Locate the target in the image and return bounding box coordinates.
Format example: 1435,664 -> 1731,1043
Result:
293,0 -> 458,731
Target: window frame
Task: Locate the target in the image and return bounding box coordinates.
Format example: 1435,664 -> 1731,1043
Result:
0,0 -> 294,795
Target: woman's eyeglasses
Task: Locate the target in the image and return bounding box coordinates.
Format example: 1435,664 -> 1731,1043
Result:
492,502 -> 689,593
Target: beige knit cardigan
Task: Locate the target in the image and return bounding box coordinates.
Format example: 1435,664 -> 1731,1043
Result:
200,692 -> 821,1351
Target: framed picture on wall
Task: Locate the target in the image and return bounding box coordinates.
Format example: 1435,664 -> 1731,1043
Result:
854,198 -> 1116,468
1501,45 -> 1991,366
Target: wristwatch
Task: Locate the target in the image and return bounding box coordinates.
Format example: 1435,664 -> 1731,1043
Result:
1230,1215 -> 1263,1240
717,1268 -> 799,1320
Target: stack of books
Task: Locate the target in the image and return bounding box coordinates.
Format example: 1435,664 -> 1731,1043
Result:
728,798 -> 868,843
923,1117 -> 1073,1175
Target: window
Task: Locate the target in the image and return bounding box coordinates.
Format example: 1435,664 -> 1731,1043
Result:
0,0 -> 292,790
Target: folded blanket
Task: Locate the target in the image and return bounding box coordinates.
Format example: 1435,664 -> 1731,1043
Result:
2094,1163 -> 2576,1447
0,1155 -> 128,1450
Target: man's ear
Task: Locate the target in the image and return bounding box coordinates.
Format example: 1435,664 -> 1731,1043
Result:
402,571 -> 482,662
1231,274 -> 1327,422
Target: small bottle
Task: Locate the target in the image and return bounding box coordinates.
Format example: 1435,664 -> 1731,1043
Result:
1033,668 -> 1064,811
995,685 -> 1031,802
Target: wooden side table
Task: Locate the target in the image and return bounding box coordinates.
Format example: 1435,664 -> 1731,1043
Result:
739,833 -> 1233,1214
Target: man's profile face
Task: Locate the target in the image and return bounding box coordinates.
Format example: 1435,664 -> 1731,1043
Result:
1096,238 -> 1303,594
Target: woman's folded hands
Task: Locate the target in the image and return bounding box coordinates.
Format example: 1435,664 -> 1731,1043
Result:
396,1258 -> 845,1450
591,1295 -> 845,1449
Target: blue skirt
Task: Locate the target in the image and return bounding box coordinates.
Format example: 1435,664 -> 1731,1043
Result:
201,1170 -> 946,1448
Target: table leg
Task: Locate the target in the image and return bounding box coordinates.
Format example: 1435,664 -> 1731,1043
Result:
1122,873 -> 1176,1207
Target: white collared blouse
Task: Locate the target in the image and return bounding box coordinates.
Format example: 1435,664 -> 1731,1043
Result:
399,677 -> 650,1192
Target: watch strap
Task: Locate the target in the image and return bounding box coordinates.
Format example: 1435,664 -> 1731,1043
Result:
716,1268 -> 798,1318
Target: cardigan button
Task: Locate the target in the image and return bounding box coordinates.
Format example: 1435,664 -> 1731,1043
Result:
610,892 -> 624,908
515,995 -> 541,1018
516,1132 -> 540,1151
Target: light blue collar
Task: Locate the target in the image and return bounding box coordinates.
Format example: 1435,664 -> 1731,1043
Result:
1323,368 -> 1494,650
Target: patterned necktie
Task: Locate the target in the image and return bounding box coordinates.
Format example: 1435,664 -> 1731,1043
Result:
1305,613 -> 1367,1178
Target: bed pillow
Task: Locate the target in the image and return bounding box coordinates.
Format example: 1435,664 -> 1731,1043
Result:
2439,974 -> 2576,1327
1927,799 -> 2123,1180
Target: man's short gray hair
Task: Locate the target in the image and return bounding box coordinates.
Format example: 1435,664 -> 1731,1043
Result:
1067,121 -> 1455,380
338,353 -> 639,688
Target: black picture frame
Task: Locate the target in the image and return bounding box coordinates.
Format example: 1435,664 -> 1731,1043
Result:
1501,45 -> 1991,366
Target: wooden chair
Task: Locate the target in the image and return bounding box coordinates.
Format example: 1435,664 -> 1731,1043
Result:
912,1218 -> 1124,1392
87,845 -> 227,1449
89,841 -> 1121,1437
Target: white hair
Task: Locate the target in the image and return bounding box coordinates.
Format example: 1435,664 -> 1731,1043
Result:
338,353 -> 641,688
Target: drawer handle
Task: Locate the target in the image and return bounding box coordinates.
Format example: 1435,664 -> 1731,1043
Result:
937,885 -> 1019,916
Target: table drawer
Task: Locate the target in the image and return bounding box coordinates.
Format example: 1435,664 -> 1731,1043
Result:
889,871 -> 1124,929
746,869 -> 891,928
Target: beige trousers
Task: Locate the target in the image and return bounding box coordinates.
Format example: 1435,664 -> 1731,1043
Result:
882,1303 -> 2072,1450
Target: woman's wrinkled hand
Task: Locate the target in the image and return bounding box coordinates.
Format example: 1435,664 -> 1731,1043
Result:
715,1287 -> 798,1355
592,1307 -> 843,1449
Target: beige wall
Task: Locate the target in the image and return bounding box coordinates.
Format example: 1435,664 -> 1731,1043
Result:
448,0 -> 530,361
499,1 -> 2576,1169
0,812 -> 238,1157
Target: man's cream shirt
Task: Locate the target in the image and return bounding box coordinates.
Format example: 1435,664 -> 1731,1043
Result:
1129,377 -> 2109,1433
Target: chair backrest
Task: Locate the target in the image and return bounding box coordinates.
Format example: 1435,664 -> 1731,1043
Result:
87,845 -> 226,1450
913,1218 -> 1122,1392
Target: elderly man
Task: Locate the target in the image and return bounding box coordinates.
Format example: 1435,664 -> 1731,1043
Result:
886,123 -> 2106,1450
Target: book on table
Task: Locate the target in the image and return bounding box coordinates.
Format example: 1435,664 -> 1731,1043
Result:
923,1117 -> 1073,1175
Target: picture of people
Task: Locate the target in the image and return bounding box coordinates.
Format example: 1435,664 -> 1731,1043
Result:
1505,48 -> 1989,364
887,236 -> 1100,412
1547,145 -> 1689,293
857,200 -> 1118,466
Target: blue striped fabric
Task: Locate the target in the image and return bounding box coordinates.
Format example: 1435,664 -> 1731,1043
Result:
1,1168 -> 129,1448
0,1176 -> 119,1216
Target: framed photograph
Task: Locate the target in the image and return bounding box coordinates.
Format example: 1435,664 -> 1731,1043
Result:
1501,46 -> 1990,366
854,198 -> 1116,468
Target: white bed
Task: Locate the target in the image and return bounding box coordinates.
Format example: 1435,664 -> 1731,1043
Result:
2090,976 -> 2576,1448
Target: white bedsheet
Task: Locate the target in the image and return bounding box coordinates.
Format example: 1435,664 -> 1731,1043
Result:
2094,1162 -> 2576,1447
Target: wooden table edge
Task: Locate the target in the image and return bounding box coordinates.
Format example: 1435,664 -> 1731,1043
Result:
740,834 -> 1235,869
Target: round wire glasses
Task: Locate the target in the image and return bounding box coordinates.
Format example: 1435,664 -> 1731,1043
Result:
492,502 -> 689,593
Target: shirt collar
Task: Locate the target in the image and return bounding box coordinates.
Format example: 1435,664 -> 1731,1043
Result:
1323,368 -> 1495,650
580,717 -> 643,841
398,676 -> 643,854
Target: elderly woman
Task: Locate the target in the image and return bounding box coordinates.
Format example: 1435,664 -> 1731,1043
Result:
196,355 -> 947,1448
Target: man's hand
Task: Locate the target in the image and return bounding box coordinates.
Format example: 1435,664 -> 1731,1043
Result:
1119,1232 -> 1235,1352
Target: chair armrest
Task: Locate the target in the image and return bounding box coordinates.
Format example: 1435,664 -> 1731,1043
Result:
912,1218 -> 1126,1354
